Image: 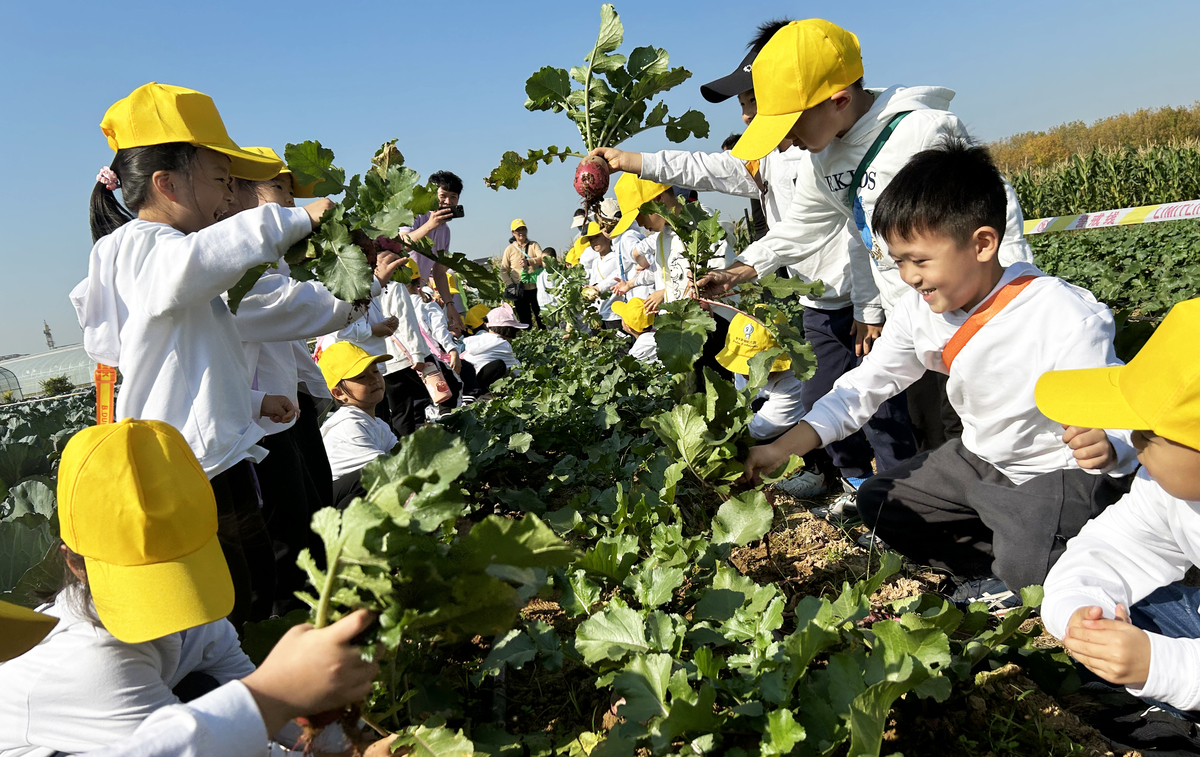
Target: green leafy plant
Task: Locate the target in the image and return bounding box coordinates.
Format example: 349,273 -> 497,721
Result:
485,4 -> 709,192
37,376 -> 74,397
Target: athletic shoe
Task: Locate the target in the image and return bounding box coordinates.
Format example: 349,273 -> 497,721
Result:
813,491 -> 858,523
773,470 -> 828,500
856,531 -> 890,551
947,576 -> 1021,615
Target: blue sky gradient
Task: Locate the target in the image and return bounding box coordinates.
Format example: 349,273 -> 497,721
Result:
2,0 -> 1198,355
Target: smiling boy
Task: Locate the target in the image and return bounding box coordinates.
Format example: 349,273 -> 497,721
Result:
743,140 -> 1136,609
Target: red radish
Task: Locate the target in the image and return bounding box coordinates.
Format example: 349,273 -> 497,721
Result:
575,155 -> 610,201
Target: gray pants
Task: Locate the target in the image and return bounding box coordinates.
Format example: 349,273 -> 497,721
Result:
858,439 -> 1133,591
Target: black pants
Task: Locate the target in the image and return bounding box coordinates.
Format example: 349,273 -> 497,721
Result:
803,306 -> 918,480
464,360 -> 508,395
514,287 -> 542,328
257,426 -> 324,616
332,469 -> 368,509
383,366 -> 431,438
211,460 -> 275,629
293,392 -> 333,511
857,438 -> 1133,591
905,371 -> 963,453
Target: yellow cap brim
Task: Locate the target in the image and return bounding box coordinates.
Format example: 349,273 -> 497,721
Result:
1034,366 -> 1147,431
731,111 -> 801,161
0,601 -> 58,662
207,143 -> 286,182
86,535 -> 234,644
325,352 -> 390,390
285,172 -> 319,199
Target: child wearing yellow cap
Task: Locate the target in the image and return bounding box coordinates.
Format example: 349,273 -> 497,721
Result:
1038,299 -> 1200,716
743,141 -> 1138,611
577,220 -> 641,330
318,342 -> 399,506
610,298 -> 659,364
72,83 -> 336,625
0,420 -> 380,755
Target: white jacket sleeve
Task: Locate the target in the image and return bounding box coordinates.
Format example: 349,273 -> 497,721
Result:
232,270 -> 365,343
736,162 -> 851,278
639,149 -> 759,198
801,302 -> 927,446
85,681 -> 268,757
844,226 -> 885,324
425,303 -> 456,353
1042,474 -> 1200,711
379,283 -> 425,362
336,311 -> 375,345
136,205 -> 313,318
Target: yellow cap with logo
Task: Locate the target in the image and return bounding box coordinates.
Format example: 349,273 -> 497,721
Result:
101,83 -> 283,181
511,218 -> 528,231
242,146 -> 317,198
716,312 -> 792,375
568,221 -> 603,265
1035,298 -> 1200,450
0,601 -> 58,662
58,419 -> 234,644
731,20 -> 864,161
464,304 -> 491,329
613,174 -> 669,236
611,297 -> 656,333
318,341 -> 390,390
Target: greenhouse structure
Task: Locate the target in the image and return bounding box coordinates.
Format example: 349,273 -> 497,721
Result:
0,365 -> 22,401
0,345 -> 96,399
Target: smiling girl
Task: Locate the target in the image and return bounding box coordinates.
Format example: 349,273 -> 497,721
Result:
71,83 -> 333,626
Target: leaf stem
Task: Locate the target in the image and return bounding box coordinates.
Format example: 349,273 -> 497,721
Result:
583,18 -> 604,150
314,543 -> 342,629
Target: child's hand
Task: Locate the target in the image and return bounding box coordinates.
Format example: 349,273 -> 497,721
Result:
697,263 -> 756,298
590,147 -> 642,175
241,609 -> 380,736
302,199 -> 336,230
1063,604 -> 1151,687
374,251 -> 407,284
363,736 -> 400,757
742,423 -> 821,485
852,320 -> 883,357
1062,425 -> 1116,469
371,316 -> 399,337
642,289 -> 666,313
612,280 -> 634,295
261,395 -> 297,424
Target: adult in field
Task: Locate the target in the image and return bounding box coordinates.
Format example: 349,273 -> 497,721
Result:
500,219 -> 545,328
398,170 -> 466,329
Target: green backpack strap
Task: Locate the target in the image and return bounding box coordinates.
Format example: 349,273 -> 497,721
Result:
845,111 -> 912,208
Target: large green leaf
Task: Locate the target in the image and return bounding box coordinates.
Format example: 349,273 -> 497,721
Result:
575,603 -> 649,664
457,513 -> 579,570
525,67 -> 573,110
613,653 -> 672,722
478,628 -> 538,678
0,517 -> 56,595
311,220 -> 372,303
392,723 -> 474,757
2,479 -> 56,525
761,708 -> 806,757
651,300 -> 714,374
283,141 -> 345,196
712,491 -> 773,547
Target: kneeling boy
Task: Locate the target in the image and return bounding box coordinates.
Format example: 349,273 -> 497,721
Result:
1040,299 -> 1200,715
743,140 -> 1136,606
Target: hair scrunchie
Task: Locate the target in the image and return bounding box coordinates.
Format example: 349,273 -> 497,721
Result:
96,166 -> 120,191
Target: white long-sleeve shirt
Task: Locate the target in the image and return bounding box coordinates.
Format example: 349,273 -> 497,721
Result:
749,371 -> 806,441
321,406 -> 398,480
801,263 -> 1138,485
232,261 -> 365,434
461,332 -> 520,373
579,232 -> 641,321
1043,470 -> 1200,711
69,205 -> 313,477
0,587 -> 255,757
377,281 -> 427,373
737,86 -> 1033,322
640,147 -> 867,315
628,213 -> 737,304
411,293 -> 456,363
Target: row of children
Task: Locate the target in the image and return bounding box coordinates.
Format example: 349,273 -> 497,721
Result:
589,16 -> 1200,720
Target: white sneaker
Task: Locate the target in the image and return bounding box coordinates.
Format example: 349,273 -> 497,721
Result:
773,470 -> 828,499
813,491 -> 858,523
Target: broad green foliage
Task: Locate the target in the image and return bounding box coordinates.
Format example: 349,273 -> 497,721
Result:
1031,219 -> 1200,323
486,4 -> 709,190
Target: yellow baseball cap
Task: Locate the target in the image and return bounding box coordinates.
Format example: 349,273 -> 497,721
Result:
716,312 -> 792,375
318,341 -> 390,390
242,146 -> 317,198
101,83 -> 283,181
571,221 -> 603,258
1035,299 -> 1200,450
731,20 -> 864,161
613,174 -> 669,236
611,298 -> 656,333
58,420 -> 234,644
511,218 -> 528,231
0,601 -> 58,662
464,304 -> 491,329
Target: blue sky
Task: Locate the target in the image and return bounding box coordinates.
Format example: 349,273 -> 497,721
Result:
1,0 -> 1198,356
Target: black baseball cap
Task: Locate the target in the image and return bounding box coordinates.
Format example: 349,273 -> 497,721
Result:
700,48 -> 757,103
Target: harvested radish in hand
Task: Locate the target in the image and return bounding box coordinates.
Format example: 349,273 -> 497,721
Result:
575,155 -> 611,201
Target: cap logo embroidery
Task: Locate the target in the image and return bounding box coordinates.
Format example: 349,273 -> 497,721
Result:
743,323 -> 755,339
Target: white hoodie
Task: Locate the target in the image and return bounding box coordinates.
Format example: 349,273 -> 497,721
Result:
230,259 -> 365,435
738,86 -> 1034,322
69,205 -> 313,478
639,146 -> 870,315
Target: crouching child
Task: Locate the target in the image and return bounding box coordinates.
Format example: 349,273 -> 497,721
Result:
317,342 -> 398,506
1040,298 -> 1200,718
610,297 -> 659,364
742,140 -> 1137,610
